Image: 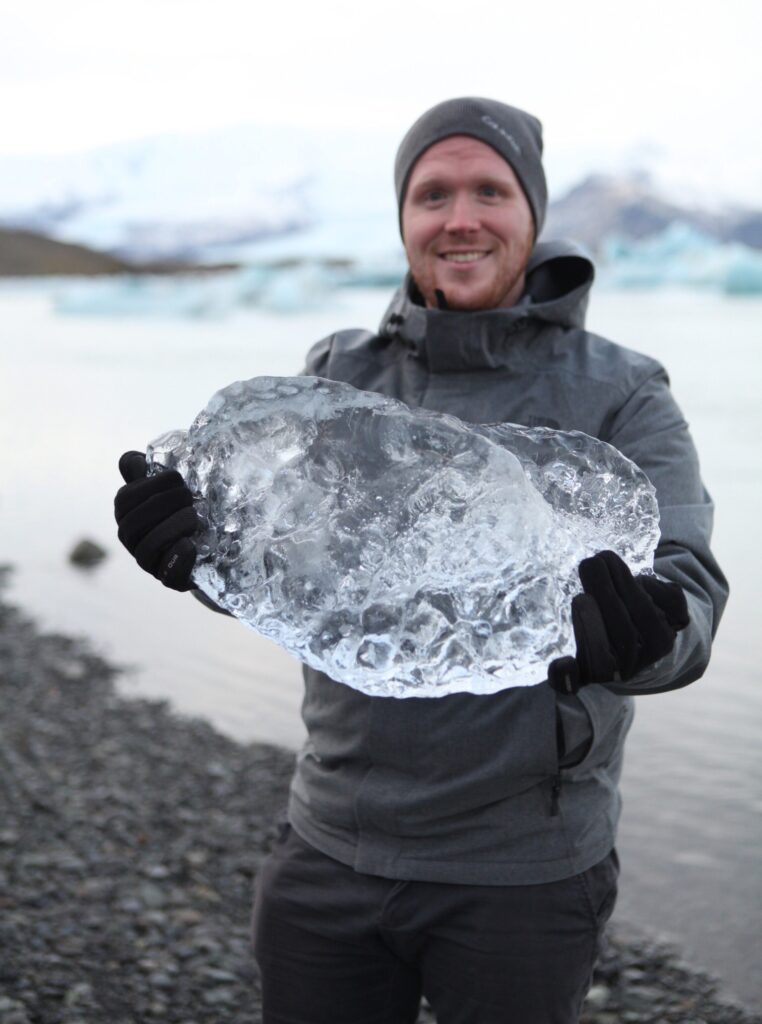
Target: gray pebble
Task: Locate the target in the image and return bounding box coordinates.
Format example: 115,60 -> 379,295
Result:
142,863 -> 171,879
64,982 -> 94,1008
202,967 -> 239,983
138,881 -> 168,909
584,983 -> 610,1009
118,898 -> 143,914
68,538 -> 107,568
148,972 -> 174,990
201,986 -> 236,1006
623,966 -> 647,983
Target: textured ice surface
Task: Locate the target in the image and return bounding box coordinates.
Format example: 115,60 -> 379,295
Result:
147,376 -> 659,697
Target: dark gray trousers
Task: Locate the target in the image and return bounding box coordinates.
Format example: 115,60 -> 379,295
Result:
252,824 -> 618,1024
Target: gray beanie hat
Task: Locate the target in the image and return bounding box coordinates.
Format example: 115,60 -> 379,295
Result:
394,97 -> 547,238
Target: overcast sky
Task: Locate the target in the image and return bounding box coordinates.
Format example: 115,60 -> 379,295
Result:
2,0 -> 760,199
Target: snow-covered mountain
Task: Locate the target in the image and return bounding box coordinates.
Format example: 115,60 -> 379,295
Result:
543,173 -> 762,254
0,123 -> 402,262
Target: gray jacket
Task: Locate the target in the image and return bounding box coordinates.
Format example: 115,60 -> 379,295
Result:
285,241 -> 727,883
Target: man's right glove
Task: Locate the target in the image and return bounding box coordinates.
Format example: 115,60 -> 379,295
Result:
547,550 -> 689,694
114,451 -> 199,591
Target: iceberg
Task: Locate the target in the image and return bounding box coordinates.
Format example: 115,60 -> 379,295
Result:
51,260 -> 399,320
147,376 -> 659,697
51,265 -> 325,319
600,222 -> 762,295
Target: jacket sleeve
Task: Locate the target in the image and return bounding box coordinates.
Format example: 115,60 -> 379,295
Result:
602,366 -> 729,694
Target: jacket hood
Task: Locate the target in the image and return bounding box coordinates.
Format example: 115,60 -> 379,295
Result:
378,240 -> 595,371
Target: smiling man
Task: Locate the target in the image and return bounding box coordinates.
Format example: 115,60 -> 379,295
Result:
115,97 -> 727,1023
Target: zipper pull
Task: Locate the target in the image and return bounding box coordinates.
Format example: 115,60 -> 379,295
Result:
550,773 -> 562,816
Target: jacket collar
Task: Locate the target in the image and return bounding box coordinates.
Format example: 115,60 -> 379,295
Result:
379,240 -> 595,372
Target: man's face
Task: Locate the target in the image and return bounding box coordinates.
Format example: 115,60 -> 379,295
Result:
401,135 -> 535,311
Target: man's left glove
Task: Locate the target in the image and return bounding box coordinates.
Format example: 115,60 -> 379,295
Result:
547,550 -> 689,694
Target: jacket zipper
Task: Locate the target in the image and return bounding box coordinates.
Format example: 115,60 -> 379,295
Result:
550,772 -> 562,816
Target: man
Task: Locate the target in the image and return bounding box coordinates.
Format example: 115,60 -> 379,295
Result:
115,98 -> 728,1023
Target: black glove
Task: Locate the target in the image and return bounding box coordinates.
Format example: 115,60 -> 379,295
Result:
114,451 -> 199,591
547,550 -> 689,694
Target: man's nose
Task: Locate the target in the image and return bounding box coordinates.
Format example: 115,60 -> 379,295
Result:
444,193 -> 480,233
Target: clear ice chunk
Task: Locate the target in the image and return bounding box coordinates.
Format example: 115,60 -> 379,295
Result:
147,376 -> 659,697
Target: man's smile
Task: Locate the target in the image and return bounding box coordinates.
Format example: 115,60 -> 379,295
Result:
439,250 -> 490,264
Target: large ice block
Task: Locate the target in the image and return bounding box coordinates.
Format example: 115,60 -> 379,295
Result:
147,376 -> 659,697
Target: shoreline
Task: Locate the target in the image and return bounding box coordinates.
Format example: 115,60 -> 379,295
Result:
0,574 -> 758,1024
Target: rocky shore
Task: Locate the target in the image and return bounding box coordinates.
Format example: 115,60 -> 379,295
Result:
1,572 -> 759,1024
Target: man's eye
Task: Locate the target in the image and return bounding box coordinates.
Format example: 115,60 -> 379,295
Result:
479,185 -> 499,197
425,189 -> 446,202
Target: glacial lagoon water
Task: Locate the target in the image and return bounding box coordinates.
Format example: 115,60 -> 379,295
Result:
0,282 -> 760,1009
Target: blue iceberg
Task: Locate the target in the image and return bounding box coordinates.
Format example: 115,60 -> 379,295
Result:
599,222 -> 762,294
